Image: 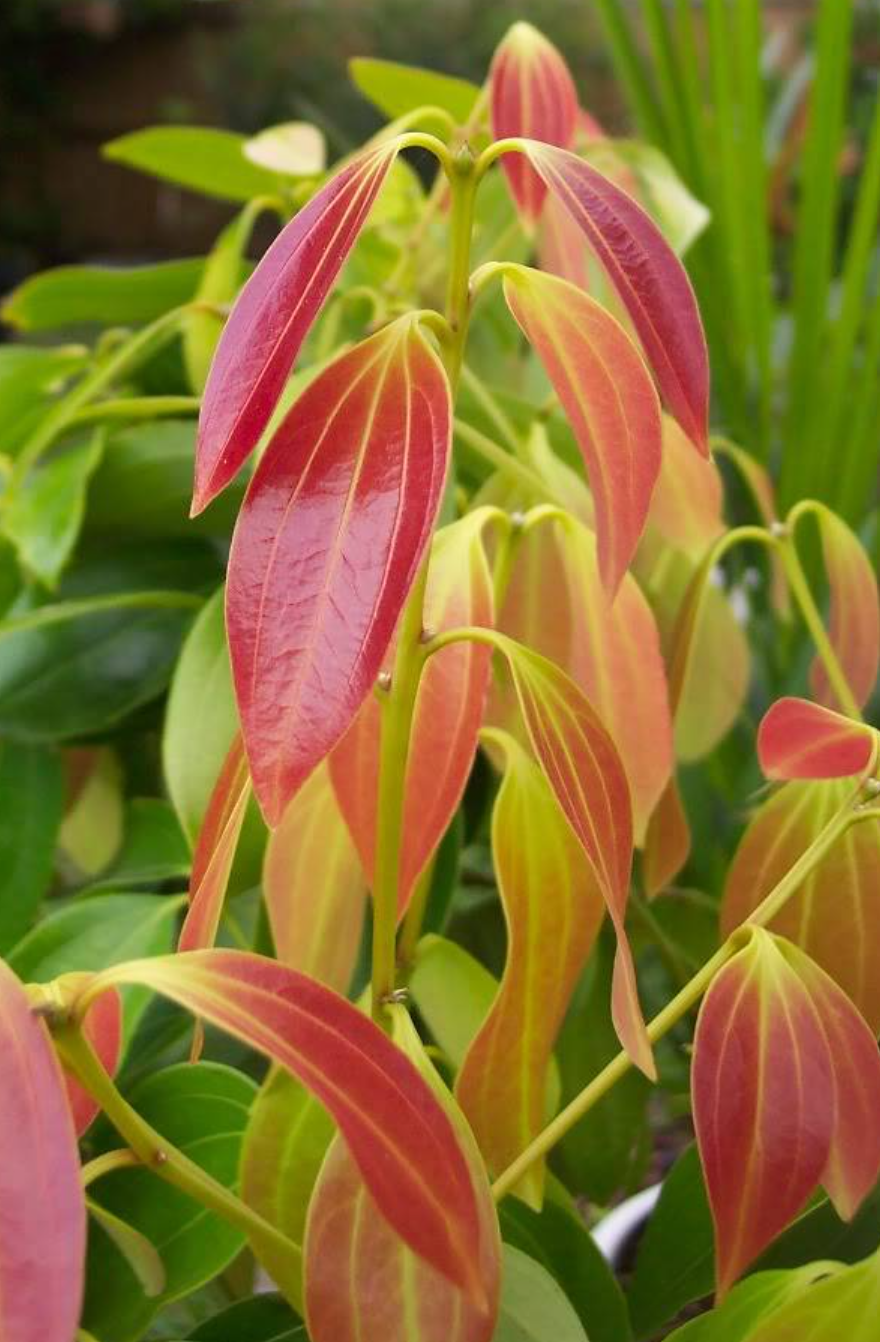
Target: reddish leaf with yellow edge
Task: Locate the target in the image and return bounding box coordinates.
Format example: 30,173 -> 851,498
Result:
0,958 -> 86,1342
330,510 -> 494,916
455,730 -> 605,1206
193,143 -> 398,513
489,513 -> 672,841
305,1010 -> 500,1341
516,140 -> 709,455
721,779 -> 880,1030
490,22 -> 578,225
692,928 -> 835,1298
776,939 -> 880,1220
263,759 -> 367,992
488,631 -> 654,1077
77,950 -> 486,1304
226,316 -> 451,826
642,777 -> 691,899
502,265 -> 662,594
178,731 -> 251,953
65,986 -> 122,1135
806,503 -> 880,712
758,697 -> 875,780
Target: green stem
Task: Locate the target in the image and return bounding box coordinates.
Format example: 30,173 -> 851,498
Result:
453,419 -> 556,502
491,775 -> 878,1201
397,861 -> 435,970
81,1148 -> 140,1187
55,1022 -> 303,1275
68,396 -> 201,428
459,364 -> 522,455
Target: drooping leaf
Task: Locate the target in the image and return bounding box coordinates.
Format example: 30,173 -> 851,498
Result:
0,738 -> 63,952
692,929 -> 835,1297
642,777 -> 691,898
515,141 -> 709,454
490,24 -> 578,224
263,760 -> 366,991
584,139 -> 710,256
78,951 -> 488,1302
0,958 -> 86,1342
349,57 -> 481,124
178,733 -> 251,954
489,513 -> 672,840
502,267 -> 662,593
227,317 -> 450,826
806,504 -> 880,712
455,731 -> 605,1206
757,697 -> 875,780
330,510 -> 493,915
721,780 -> 880,1029
66,988 -> 122,1136
741,1248 -> 880,1342
103,126 -> 283,202
193,144 -> 398,512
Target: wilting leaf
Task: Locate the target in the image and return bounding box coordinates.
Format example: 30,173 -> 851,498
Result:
79,951 -> 487,1301
103,126 -> 282,202
721,780 -> 880,1029
490,23 -> 578,223
193,144 -> 398,511
642,778 -> 691,897
490,514 -> 672,840
455,731 -> 605,1205
263,760 -> 366,990
330,510 -> 493,915
806,504 -> 880,712
742,1248 -> 880,1342
693,929 -> 835,1296
515,141 -> 709,454
66,988 -> 122,1136
502,267 -> 662,593
349,57 -> 480,124
178,733 -> 251,955
0,958 -> 85,1342
757,697 -> 875,780
227,317 -> 450,825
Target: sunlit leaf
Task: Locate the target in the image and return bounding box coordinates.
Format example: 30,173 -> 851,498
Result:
806,504 -> 880,712
193,142 -> 398,511
758,697 -> 875,780
227,317 -> 450,825
244,122 -> 326,176
0,958 -> 85,1342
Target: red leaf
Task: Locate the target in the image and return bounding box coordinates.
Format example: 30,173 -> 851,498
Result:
65,988 -> 122,1136
758,697 -> 875,780
0,959 -> 86,1342
490,23 -> 578,224
330,511 -> 494,916
81,950 -> 486,1304
193,143 -> 398,513
178,731 -> 251,953
226,317 -> 451,826
692,929 -> 834,1297
502,266 -> 662,593
517,141 -> 709,455
807,505 -> 880,712
263,760 -> 367,991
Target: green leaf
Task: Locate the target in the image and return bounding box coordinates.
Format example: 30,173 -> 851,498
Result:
86,798 -> 191,891
663,1265 -> 842,1342
627,1144 -> 712,1339
349,57 -> 480,123
184,205 -> 265,394
501,1200 -> 632,1342
85,419 -> 244,540
0,259 -> 206,332
8,891 -> 183,1041
103,127 -> 283,203
409,933 -> 498,1068
187,1293 -> 305,1340
0,738 -> 63,951
85,1200 -> 165,1299
3,429 -> 105,586
494,1244 -> 588,1341
0,344 -> 87,456
83,1062 -> 257,1342
243,122 -> 325,176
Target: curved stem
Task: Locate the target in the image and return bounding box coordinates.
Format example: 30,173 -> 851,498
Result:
81,1148 -> 140,1187
68,396 -> 201,428
459,363 -> 522,455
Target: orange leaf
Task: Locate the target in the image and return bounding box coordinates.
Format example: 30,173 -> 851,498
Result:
455,731 -> 604,1205
806,504 -> 880,712
0,959 -> 86,1342
330,510 -> 494,916
758,697 -> 875,780
641,777 -> 691,899
502,264 -> 662,594
178,731 -> 251,954
263,760 -> 367,992
644,415 -> 725,561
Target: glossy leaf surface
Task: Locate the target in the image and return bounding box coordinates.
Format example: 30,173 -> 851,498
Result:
722,780 -> 880,1029
455,731 -> 604,1205
83,950 -> 486,1302
491,24 -> 578,223
330,510 -> 493,914
519,141 -> 709,454
178,732 -> 251,954
757,697 -> 875,780
807,504 -> 880,712
227,317 -> 450,825
263,760 -> 366,990
693,930 -> 834,1296
0,958 -> 85,1342
193,144 -> 397,511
